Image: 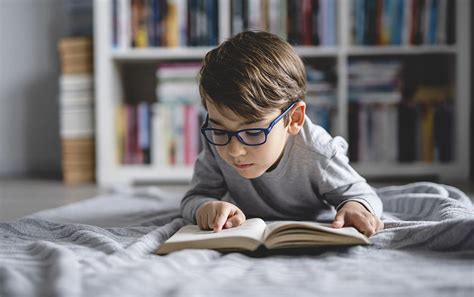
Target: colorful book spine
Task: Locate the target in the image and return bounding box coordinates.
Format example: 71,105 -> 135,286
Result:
351,0 -> 453,45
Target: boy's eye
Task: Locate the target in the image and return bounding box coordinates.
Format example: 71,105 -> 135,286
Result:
244,130 -> 264,137
212,130 -> 227,136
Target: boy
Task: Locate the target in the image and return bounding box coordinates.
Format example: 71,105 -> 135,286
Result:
181,31 -> 384,236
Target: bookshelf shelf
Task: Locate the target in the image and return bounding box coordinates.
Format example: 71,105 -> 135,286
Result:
346,45 -> 458,55
112,46 -> 342,61
115,165 -> 193,183
94,0 -> 471,186
352,162 -> 464,179
294,46 -> 340,57
111,47 -> 215,60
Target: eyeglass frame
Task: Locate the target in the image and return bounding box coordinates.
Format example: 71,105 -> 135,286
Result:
200,102 -> 297,146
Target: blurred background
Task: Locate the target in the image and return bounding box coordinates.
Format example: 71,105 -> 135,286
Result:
0,0 -> 472,220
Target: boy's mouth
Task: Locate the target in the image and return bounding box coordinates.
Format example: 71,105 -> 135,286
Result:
234,163 -> 253,169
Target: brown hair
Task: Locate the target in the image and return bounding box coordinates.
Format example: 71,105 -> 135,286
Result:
199,31 -> 306,122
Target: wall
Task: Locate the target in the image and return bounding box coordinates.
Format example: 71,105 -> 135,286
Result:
0,0 -> 64,177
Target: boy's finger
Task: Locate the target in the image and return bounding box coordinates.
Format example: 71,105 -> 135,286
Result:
224,210 -> 246,229
213,209 -> 230,232
331,212 -> 345,228
204,213 -> 213,230
196,214 -> 203,229
354,219 -> 375,237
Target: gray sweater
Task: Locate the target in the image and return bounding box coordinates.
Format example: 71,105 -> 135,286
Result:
181,116 -> 383,223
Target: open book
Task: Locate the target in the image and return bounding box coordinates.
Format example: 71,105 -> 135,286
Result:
156,218 -> 370,255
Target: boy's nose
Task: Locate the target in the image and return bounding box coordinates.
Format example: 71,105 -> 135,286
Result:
227,136 -> 246,157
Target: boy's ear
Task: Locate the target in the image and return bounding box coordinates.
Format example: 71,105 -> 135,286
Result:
288,101 -> 306,135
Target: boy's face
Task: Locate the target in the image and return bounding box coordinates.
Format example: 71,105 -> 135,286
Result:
205,100 -> 294,179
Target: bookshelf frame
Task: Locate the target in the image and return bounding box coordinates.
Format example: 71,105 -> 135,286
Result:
94,0 -> 471,186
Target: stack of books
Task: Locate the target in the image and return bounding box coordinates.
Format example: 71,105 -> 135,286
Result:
152,63 -> 202,167
58,37 -> 95,184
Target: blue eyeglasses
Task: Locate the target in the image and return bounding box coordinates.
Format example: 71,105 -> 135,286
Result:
201,102 -> 297,146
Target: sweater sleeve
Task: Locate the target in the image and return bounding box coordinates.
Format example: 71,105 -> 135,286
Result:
317,137 -> 383,217
180,140 -> 227,223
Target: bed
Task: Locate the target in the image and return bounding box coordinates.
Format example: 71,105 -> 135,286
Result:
1,182 -> 473,297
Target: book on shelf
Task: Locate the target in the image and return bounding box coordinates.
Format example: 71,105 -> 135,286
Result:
152,62 -> 202,167
347,59 -> 402,162
156,218 -> 370,255
117,62 -> 203,166
112,0 -> 219,48
434,102 -> 454,162
111,0 -> 337,49
58,37 -> 94,74
397,102 -> 418,162
230,0 -> 336,46
150,103 -> 201,167
61,137 -> 95,184
116,103 -> 152,165
351,0 -> 455,46
347,56 -> 455,164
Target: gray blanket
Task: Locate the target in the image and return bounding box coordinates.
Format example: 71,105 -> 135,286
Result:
0,182 -> 473,297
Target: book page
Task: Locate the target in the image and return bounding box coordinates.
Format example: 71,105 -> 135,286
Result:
156,218 -> 268,254
167,218 -> 267,243
263,220 -> 370,249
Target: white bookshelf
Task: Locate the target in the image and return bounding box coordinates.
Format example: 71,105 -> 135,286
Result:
94,0 -> 471,186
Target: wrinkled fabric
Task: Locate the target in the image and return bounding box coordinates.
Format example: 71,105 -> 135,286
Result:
0,182 -> 473,297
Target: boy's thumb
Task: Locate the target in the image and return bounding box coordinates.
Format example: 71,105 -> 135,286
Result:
331,214 -> 345,228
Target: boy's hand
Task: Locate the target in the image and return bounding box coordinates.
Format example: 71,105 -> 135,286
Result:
196,201 -> 246,232
331,201 -> 384,237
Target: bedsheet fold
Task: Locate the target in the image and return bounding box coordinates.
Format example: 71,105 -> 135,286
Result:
0,182 -> 472,297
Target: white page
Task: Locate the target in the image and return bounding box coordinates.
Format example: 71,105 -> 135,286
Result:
165,218 -> 267,244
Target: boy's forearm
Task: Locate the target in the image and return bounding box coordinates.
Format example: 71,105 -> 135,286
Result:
181,140 -> 227,223
324,182 -> 383,217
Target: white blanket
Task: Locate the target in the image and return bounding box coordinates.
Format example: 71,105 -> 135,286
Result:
0,182 -> 473,297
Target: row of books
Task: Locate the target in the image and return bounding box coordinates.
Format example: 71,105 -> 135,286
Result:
348,60 -> 402,104
116,102 -> 152,165
152,103 -> 202,166
154,62 -> 202,165
116,62 -> 202,165
156,62 -> 201,103
351,0 -> 456,46
348,101 -> 454,163
111,0 -> 340,48
306,64 -> 337,103
57,37 -> 95,184
112,0 -> 219,48
118,99 -> 454,166
116,102 -> 203,166
232,0 -> 337,46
